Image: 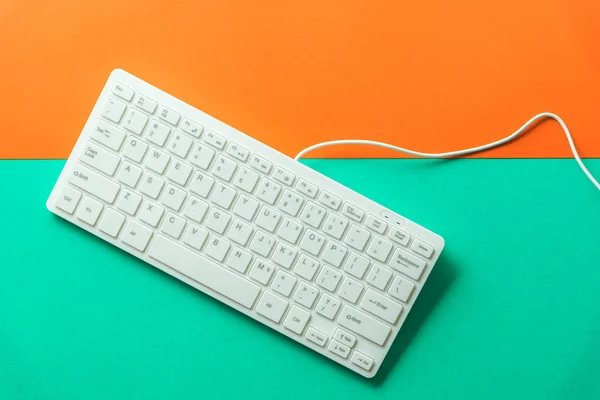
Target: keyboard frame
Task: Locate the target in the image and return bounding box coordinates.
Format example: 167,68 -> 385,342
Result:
47,69 -> 445,378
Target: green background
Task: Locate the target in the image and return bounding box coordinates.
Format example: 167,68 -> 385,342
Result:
1,159 -> 599,400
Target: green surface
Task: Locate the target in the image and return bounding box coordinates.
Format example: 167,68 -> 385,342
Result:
1,159 -> 599,400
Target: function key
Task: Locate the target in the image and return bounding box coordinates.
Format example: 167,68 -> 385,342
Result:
318,190 -> 341,210
227,142 -> 249,161
295,179 -> 318,198
365,214 -> 387,234
158,106 -> 181,126
410,239 -> 434,259
342,203 -> 364,222
273,166 -> 295,186
202,130 -> 226,149
249,154 -> 272,174
134,94 -> 157,114
181,118 -> 203,137
112,82 -> 134,101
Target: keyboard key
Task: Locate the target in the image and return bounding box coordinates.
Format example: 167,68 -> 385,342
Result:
226,142 -> 249,161
273,166 -> 295,186
148,234 -> 260,308
160,212 -> 186,239
316,266 -> 342,292
249,230 -> 276,257
181,118 -> 203,137
328,340 -> 350,359
79,141 -> 120,176
123,108 -> 149,135
272,270 -> 297,297
205,208 -> 231,234
121,220 -> 153,252
271,242 -> 297,269
116,189 -> 142,215
256,178 -> 282,205
322,214 -> 348,240
158,106 -> 181,126
189,171 -> 215,198
181,223 -> 208,250
299,201 -> 326,228
283,305 -> 310,334
389,248 -> 427,280
145,120 -> 171,146
388,275 -> 415,302
226,219 -> 253,246
139,172 -> 165,199
344,224 -> 371,251
337,277 -> 363,304
256,291 -> 288,323
226,247 -> 253,273
318,190 -> 341,210
321,240 -> 348,267
299,229 -> 325,256
293,282 -> 319,309
112,82 -> 134,101
233,166 -> 259,193
134,94 -> 157,114
167,132 -> 193,158
76,196 -> 103,225
189,143 -> 215,170
305,327 -> 327,347
365,215 -> 387,234
92,120 -> 126,151
387,227 -> 410,246
295,179 -> 318,198
161,184 -> 186,211
101,97 -> 126,123
366,237 -> 393,263
166,160 -> 192,186
232,194 -> 259,221
342,203 -> 365,222
360,289 -> 402,324
123,136 -> 148,163
117,161 -> 142,188
277,189 -> 304,216
411,239 -> 434,259
351,352 -> 374,371
256,206 -> 282,232
366,264 -> 393,290
98,208 -> 125,237
183,196 -> 209,223
138,200 -> 164,227
293,254 -> 319,281
145,147 -> 170,175
334,329 -> 357,348
249,154 -> 272,174
277,217 -> 302,244
342,253 -> 370,279
204,235 -> 231,262
249,259 -> 276,285
337,305 -> 391,346
67,164 -> 120,204
202,130 -> 226,149
55,185 -> 81,214
210,182 -> 236,209
211,155 -> 237,182
316,293 -> 341,320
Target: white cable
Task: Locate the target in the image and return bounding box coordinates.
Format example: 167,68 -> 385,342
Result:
294,112 -> 600,191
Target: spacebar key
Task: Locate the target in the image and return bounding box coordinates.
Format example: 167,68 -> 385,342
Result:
148,234 -> 261,308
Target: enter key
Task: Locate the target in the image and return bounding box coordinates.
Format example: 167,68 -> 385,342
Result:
360,289 -> 403,324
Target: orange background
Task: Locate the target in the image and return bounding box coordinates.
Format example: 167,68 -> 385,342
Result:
1,0 -> 599,159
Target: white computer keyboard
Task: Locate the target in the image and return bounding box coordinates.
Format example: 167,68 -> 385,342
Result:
46,69 -> 445,378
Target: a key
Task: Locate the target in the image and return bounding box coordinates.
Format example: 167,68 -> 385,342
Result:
139,172 -> 165,199
202,130 -> 226,149
117,161 -> 142,188
181,223 -> 208,250
338,277 -> 364,304
189,143 -> 215,170
342,203 -> 365,222
92,120 -> 126,151
388,275 -> 415,302
255,206 -> 282,232
343,224 -> 371,251
351,352 -> 374,371
333,329 -> 357,348
321,240 -> 348,267
167,132 -> 193,158
365,214 -> 387,234
211,155 -> 237,182
249,259 -> 276,285
299,229 -> 325,256
181,118 -> 203,137
387,227 -> 411,246
76,196 -> 103,225
366,237 -> 393,263
226,247 -> 253,273
322,214 -> 348,240
67,164 -> 120,204
98,208 -> 125,237
249,154 -> 272,174
123,108 -> 149,135
160,184 -> 187,211
277,189 -> 304,217
271,242 -> 297,269
204,235 -> 231,262
316,293 -> 341,320
316,266 -> 342,292
79,141 -> 120,176
360,289 -> 403,324
255,291 -> 288,323
305,327 -> 327,347
112,82 -> 134,101
337,305 -> 391,346
116,189 -> 142,215
232,194 -> 259,221
328,340 -> 350,359
300,201 -> 326,228
145,147 -> 170,175
226,142 -> 249,161
389,248 -> 427,280
295,179 -> 318,198
55,185 -> 81,214
293,254 -> 319,281
410,239 -> 434,259
123,136 -> 148,163
160,212 -> 186,239
158,106 -> 181,126
342,252 -> 370,279
233,166 -> 259,193
134,94 -> 157,114
138,199 -> 165,227
256,178 -> 282,205
121,220 -> 153,252
101,97 -> 126,123
366,264 -> 393,290
276,217 -> 302,244
283,305 -> 310,334
226,219 -> 254,246
273,166 -> 295,186
204,208 -> 231,234
210,182 -> 237,209
249,230 -> 276,257
271,270 -> 297,297
165,160 -> 192,186
189,171 -> 215,198
317,190 -> 341,210
293,282 -> 319,309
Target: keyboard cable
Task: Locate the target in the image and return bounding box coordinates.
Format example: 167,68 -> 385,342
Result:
293,112 -> 600,191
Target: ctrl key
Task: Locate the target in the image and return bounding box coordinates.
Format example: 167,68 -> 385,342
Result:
55,186 -> 82,214
351,351 -> 374,371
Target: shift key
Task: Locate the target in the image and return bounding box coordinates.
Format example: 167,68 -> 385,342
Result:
337,305 -> 391,346
67,163 -> 120,203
